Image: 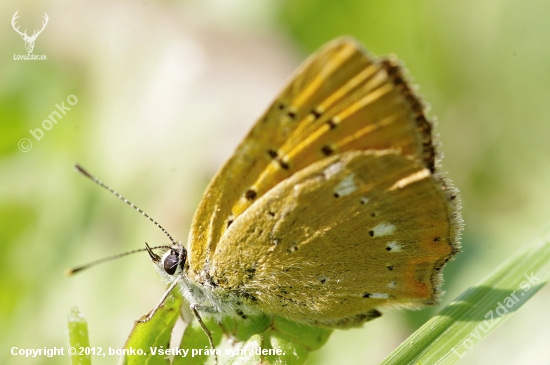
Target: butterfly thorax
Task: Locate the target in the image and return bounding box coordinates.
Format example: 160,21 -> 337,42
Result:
150,243 -> 261,321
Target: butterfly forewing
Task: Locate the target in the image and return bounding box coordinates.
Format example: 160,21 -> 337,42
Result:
188,38 -> 438,278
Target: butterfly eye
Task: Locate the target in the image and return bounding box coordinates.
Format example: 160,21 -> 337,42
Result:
163,254 -> 179,275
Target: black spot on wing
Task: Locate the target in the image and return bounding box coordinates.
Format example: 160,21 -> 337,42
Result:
276,157 -> 290,170
245,189 -> 257,200
321,145 -> 334,156
311,109 -> 322,119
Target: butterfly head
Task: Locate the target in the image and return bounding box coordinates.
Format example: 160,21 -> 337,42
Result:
145,242 -> 187,278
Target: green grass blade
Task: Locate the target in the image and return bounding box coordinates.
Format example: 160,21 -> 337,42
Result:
381,230 -> 550,365
67,307 -> 92,365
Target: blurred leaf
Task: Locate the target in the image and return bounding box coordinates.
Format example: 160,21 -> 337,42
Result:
0,205 -> 36,321
122,290 -> 183,365
277,0 -> 427,56
381,228 -> 550,365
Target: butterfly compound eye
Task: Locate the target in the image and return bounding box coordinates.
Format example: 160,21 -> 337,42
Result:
163,253 -> 179,275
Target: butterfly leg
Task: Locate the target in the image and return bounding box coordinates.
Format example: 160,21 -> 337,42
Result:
136,275 -> 183,323
191,304 -> 219,313
190,303 -> 217,365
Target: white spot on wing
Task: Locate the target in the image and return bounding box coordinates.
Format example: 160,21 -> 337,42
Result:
334,173 -> 356,197
371,293 -> 390,299
389,168 -> 431,191
387,241 -> 402,252
324,161 -> 343,179
371,223 -> 396,236
387,281 -> 397,289
360,197 -> 369,204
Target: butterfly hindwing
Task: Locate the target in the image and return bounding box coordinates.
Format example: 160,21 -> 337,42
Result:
209,150 -> 460,327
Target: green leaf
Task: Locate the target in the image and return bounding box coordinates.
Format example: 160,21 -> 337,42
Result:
67,307 -> 92,365
122,290 -> 183,365
381,230 -> 550,365
175,313 -> 332,365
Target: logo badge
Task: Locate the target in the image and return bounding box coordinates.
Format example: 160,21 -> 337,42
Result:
12,11 -> 48,60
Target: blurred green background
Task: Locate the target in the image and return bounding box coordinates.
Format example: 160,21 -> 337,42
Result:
2,0 -> 550,364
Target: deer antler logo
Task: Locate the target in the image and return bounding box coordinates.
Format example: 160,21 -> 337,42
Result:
11,11 -> 49,54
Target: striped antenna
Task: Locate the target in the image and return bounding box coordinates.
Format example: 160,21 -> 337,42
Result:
74,164 -> 178,246
65,244 -> 171,276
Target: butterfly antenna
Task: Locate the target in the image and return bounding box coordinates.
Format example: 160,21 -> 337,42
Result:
74,164 -> 178,246
65,244 -> 171,276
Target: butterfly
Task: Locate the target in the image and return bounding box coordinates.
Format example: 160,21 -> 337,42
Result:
73,36 -> 461,356
181,36 -> 461,327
